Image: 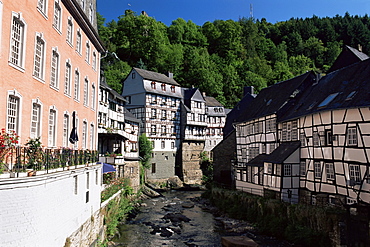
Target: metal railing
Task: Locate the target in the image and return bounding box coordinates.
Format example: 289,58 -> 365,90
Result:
0,147 -> 98,177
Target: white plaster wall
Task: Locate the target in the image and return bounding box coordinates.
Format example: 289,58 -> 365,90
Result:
0,164 -> 102,247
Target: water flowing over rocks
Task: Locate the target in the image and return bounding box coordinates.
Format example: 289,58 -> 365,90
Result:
109,190 -> 292,247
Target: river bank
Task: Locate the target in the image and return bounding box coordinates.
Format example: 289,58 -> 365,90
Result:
107,189 -> 293,247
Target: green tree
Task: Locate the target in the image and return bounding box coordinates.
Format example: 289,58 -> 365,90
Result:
139,134 -> 153,183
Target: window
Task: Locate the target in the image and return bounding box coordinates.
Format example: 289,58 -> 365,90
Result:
10,13 -> 26,68
81,0 -> 85,10
266,118 -> 276,132
161,125 -> 166,135
48,109 -> 56,147
161,141 -> 165,149
171,86 -> 175,93
33,35 -> 45,80
161,83 -> 166,91
92,52 -> 97,70
346,91 -> 357,101
291,120 -> 298,140
86,172 -> 90,189
66,18 -> 73,44
276,164 -> 281,176
284,164 -> 292,176
76,30 -> 81,53
171,142 -> 175,149
132,72 -> 135,79
300,161 -> 306,176
151,81 -> 156,89
74,69 -> 80,100
151,125 -> 156,135
85,42 -> 90,63
325,130 -> 333,146
151,108 -> 157,119
37,0 -> 48,16
89,3 -> 94,23
318,93 -> 339,108
64,61 -> 71,96
7,95 -> 20,133
53,0 -> 61,31
82,121 -> 87,149
267,163 -> 273,174
326,163 -> 334,180
83,78 -> 88,106
151,163 -> 156,173
314,162 -> 321,179
151,141 -> 155,149
313,131 -> 320,147
349,164 -> 361,184
300,133 -> 306,147
161,110 -> 166,119
50,49 -> 60,88
347,127 -> 357,146
91,84 -> 95,109
30,103 -> 41,139
63,114 -> 69,147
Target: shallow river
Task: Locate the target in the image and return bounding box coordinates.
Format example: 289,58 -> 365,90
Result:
112,190 -> 223,246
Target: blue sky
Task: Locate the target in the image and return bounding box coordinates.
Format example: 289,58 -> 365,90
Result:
97,0 -> 370,26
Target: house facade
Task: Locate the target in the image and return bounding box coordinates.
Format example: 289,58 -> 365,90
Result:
122,68 -> 182,182
0,0 -> 105,246
232,46 -> 370,207
0,0 -> 104,149
179,88 -> 207,184
98,80 -> 140,191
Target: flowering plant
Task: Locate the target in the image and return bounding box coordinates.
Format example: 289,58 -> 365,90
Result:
0,129 -> 19,173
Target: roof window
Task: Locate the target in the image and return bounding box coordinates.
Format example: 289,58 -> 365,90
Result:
317,93 -> 339,108
345,91 -> 357,101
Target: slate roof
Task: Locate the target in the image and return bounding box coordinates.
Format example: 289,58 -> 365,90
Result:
280,58 -> 370,122
205,96 -> 223,107
265,141 -> 301,164
237,71 -> 316,123
124,108 -> 140,123
133,67 -> 180,86
223,93 -> 255,137
245,154 -> 269,167
327,45 -> 369,73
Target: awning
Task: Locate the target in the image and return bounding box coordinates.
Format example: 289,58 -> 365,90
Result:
102,163 -> 116,173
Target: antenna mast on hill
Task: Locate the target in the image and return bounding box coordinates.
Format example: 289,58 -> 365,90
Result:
250,4 -> 253,18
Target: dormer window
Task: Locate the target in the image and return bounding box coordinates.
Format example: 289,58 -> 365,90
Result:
171,86 -> 175,93
346,91 -> 357,101
151,81 -> 156,89
318,93 -> 339,108
161,83 -> 166,91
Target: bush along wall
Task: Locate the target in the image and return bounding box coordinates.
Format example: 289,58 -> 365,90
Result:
203,187 -> 346,246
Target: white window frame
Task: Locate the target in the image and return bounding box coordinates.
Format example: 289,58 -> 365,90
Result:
74,69 -> 80,101
76,29 -> 81,54
85,41 -> 90,63
7,90 -> 22,134
326,163 -> 335,180
349,164 -> 361,183
83,77 -> 89,106
48,107 -> 57,147
37,0 -> 48,18
9,12 -> 27,70
64,60 -> 72,96
50,48 -> 60,89
66,17 -> 73,45
91,83 -> 95,110
63,113 -> 69,147
284,164 -> 292,176
90,123 -> 94,150
82,120 -> 87,149
314,162 -> 321,179
53,0 -> 62,32
92,51 -> 97,70
30,100 -> 42,139
347,127 -> 358,146
300,161 -> 306,176
33,33 -> 46,81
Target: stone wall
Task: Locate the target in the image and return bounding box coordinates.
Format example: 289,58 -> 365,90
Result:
213,131 -> 236,187
181,141 -> 204,184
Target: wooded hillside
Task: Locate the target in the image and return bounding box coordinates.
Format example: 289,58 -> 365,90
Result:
98,11 -> 370,108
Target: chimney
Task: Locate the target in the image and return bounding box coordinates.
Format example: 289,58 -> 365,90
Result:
202,92 -> 206,97
244,86 -> 254,96
168,72 -> 173,79
358,44 -> 363,52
